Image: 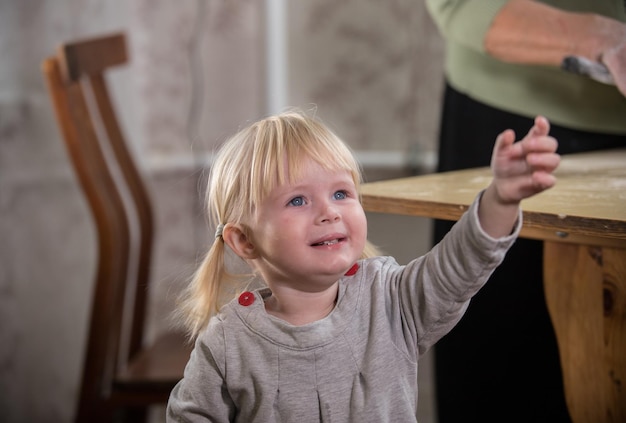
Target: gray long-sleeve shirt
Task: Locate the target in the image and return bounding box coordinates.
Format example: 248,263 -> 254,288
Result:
167,195 -> 521,422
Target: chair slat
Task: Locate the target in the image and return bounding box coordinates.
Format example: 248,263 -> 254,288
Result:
89,73 -> 154,362
42,55 -> 132,421
58,33 -> 127,82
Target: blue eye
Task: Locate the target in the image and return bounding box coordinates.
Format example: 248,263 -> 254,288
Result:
288,196 -> 305,207
334,190 -> 347,200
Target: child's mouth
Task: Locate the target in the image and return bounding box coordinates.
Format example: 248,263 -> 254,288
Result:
312,238 -> 341,246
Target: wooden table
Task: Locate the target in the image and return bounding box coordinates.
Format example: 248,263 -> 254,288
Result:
361,148 -> 626,423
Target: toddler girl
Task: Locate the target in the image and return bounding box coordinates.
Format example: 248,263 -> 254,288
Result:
167,110 -> 559,422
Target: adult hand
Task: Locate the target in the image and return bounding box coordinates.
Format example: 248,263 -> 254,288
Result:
602,41 -> 626,97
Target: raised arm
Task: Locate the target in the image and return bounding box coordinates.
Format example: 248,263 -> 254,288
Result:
478,116 -> 560,238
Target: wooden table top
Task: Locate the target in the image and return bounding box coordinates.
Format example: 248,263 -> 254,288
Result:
361,148 -> 626,248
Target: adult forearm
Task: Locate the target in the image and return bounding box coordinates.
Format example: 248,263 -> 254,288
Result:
484,0 -> 626,66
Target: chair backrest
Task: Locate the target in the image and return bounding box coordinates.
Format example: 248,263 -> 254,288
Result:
41,33 -> 154,414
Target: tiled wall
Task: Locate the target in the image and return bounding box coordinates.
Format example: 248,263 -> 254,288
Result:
0,1 -> 444,422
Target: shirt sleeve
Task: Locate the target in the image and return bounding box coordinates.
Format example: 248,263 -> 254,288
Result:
384,191 -> 522,357
425,0 -> 509,52
166,318 -> 235,423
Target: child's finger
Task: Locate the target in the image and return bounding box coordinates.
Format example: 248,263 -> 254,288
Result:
519,135 -> 559,158
526,151 -> 561,170
493,128 -> 516,155
527,116 -> 550,138
531,171 -> 557,191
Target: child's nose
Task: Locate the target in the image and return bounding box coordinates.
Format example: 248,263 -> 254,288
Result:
318,203 -> 341,223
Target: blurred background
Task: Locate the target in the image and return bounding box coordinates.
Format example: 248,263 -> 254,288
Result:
0,0 -> 445,421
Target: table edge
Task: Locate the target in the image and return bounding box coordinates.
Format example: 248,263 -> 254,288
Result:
361,196 -> 626,248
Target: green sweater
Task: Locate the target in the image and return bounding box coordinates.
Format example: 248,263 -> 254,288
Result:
166,195 -> 521,422
425,0 -> 626,134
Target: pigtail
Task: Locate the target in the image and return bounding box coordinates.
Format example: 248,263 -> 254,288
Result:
178,232 -> 231,339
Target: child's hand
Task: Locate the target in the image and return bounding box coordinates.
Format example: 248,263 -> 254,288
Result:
490,116 -> 560,205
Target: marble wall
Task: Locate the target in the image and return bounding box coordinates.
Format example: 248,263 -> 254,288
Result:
0,1 -> 444,422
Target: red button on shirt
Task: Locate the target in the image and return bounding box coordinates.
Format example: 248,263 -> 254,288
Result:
238,291 -> 255,306
344,263 -> 359,276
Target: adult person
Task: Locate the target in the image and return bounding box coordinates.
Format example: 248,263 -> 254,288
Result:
424,1 -> 626,421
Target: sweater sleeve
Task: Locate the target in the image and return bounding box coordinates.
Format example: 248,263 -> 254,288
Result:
166,318 -> 235,422
425,0 -> 509,52
387,192 -> 521,357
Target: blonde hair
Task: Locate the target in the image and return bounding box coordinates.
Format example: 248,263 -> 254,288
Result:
179,110 -> 379,337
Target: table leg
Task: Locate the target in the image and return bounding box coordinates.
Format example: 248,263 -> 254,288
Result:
543,241 -> 626,423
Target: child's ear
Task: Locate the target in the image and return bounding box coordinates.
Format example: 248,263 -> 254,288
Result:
222,223 -> 259,259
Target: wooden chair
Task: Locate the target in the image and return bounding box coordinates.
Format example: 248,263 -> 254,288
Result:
41,33 -> 193,422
